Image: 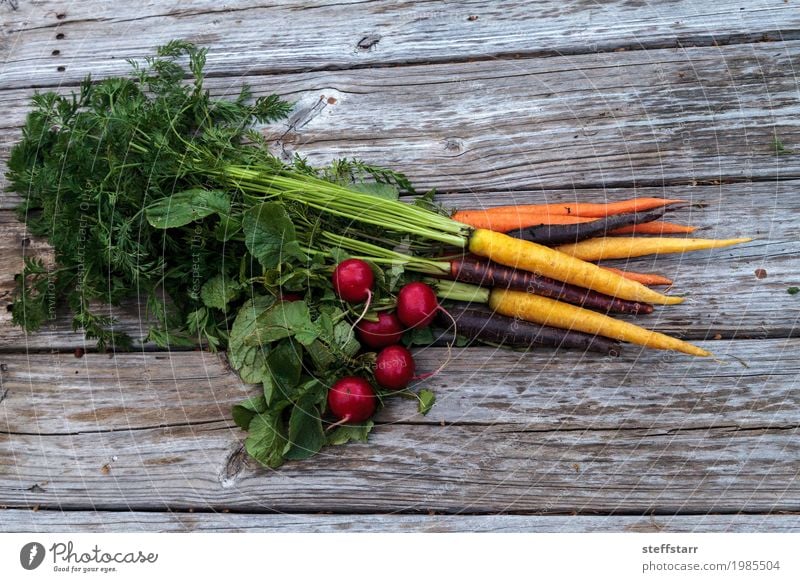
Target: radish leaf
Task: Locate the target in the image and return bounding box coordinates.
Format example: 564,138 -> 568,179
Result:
145,189 -> 230,229
243,202 -> 304,269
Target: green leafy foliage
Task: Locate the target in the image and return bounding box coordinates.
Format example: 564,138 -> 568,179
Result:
145,189 -> 231,229
8,41 -> 435,469
243,202 -> 305,270
245,405 -> 290,469
7,42 -> 291,350
327,421 -> 374,446
417,389 -> 436,415
228,295 -> 275,384
201,273 -> 241,310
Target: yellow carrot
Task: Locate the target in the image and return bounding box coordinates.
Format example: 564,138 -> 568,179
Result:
556,236 -> 753,261
490,289 -> 710,357
610,221 -> 697,235
467,228 -> 683,305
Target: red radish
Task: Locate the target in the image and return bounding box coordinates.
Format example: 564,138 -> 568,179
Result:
356,311 -> 405,348
375,345 -> 416,390
332,259 -> 374,303
327,376 -> 377,423
397,282 -> 439,328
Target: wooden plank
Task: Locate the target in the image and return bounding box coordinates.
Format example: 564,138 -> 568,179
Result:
1,419 -> 797,513
3,41 -> 800,196
1,343 -> 798,513
2,1 -> 798,90
2,509 -> 798,533
1,341 -> 798,432
2,180 -> 797,347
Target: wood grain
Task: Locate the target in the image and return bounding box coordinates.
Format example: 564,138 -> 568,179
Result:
2,0 -> 798,90
1,419 -> 797,513
1,342 -> 798,432
3,40 -> 800,197
2,509 -> 798,533
1,344 -> 798,513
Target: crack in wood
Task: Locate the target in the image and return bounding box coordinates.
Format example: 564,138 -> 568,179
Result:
0,418 -> 229,437
3,505 -> 799,517
2,421 -> 798,438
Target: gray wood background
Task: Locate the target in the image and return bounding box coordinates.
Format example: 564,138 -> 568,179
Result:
1,0 -> 798,532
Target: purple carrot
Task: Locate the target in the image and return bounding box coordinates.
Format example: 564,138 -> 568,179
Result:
440,306 -> 621,356
505,207 -> 667,246
449,255 -> 653,315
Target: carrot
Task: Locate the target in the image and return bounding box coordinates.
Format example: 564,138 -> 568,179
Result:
442,306 -> 621,355
459,197 -> 684,218
450,256 -> 653,315
467,228 -> 683,305
507,208 -> 666,246
489,289 -> 711,357
452,210 -> 595,231
556,236 -> 753,261
600,267 -> 673,287
610,221 -> 697,235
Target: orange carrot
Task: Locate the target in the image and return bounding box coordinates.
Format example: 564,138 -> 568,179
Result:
600,267 -> 674,287
452,210 -> 596,231
610,221 -> 697,235
462,197 -> 684,218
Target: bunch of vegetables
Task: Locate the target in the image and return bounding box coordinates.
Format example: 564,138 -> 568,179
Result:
7,42 -> 751,468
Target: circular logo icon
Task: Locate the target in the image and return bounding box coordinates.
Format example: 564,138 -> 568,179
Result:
20,542 -> 46,570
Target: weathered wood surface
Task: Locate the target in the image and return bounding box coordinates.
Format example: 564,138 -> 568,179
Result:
4,40 -> 800,199
1,0 -> 799,532
1,343 -> 798,432
1,344 -> 798,514
2,420 -> 797,514
3,510 -> 799,533
2,0 -> 799,90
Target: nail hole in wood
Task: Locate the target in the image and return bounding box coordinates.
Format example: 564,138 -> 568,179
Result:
57,66 -> 66,72
56,33 -> 65,40
56,13 -> 66,19
52,49 -> 60,56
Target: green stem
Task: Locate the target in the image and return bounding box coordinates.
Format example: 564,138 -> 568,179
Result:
216,165 -> 472,248
318,231 -> 450,275
429,280 -> 491,304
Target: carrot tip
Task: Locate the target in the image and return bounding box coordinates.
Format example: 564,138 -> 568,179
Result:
661,296 -> 685,306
